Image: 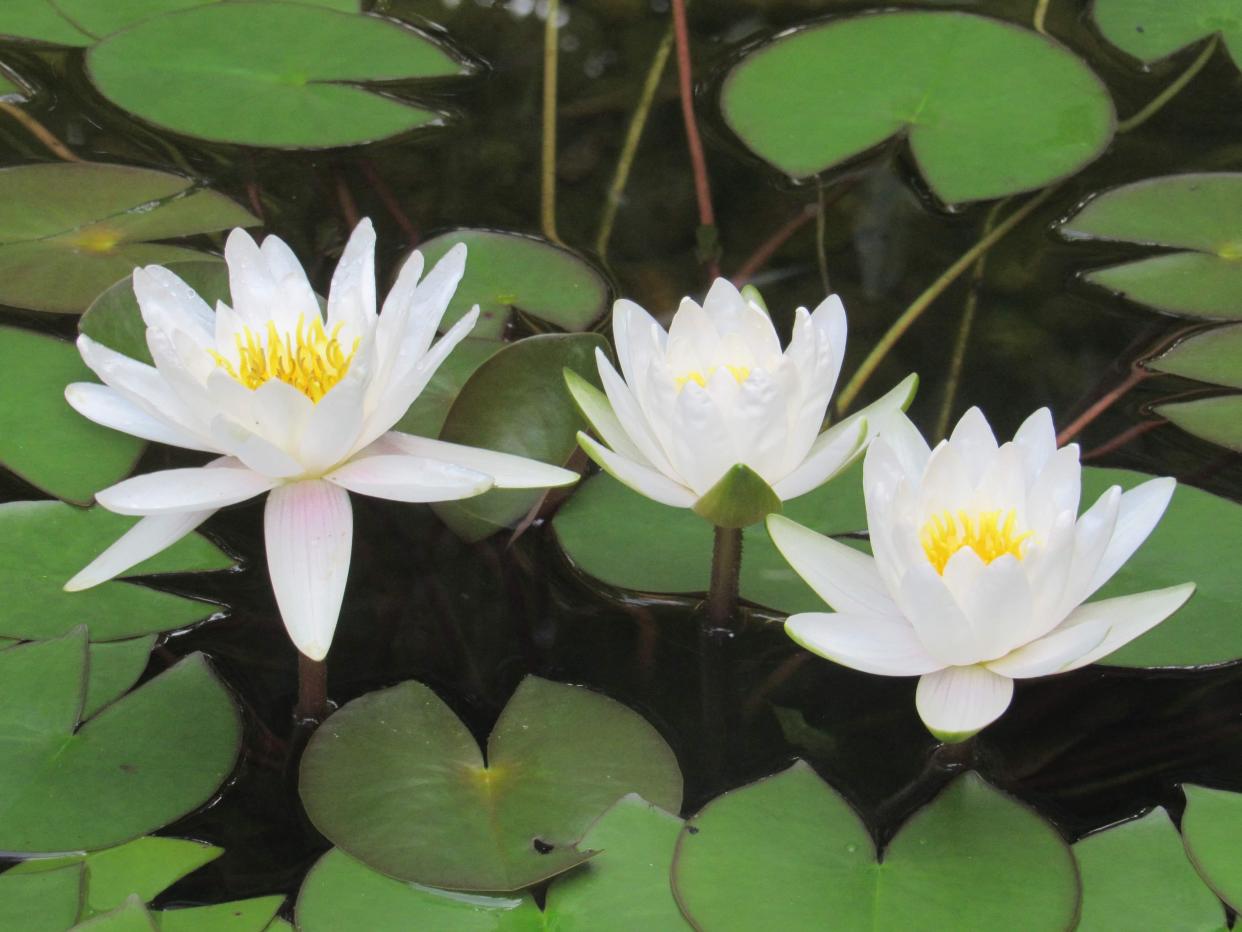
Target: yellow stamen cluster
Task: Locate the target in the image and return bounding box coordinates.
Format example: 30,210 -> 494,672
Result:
211,314 -> 359,403
920,509 -> 1031,575
674,364 -> 752,391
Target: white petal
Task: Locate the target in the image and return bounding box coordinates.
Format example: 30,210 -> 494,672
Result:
64,509 -> 216,591
1012,407 -> 1057,479
984,621 -> 1109,679
809,292 -> 848,381
565,366 -> 649,465
264,480 -> 353,660
225,228 -> 281,326
577,432 -> 696,508
65,383 -> 214,451
947,407 -> 998,485
1082,477 -> 1176,599
1055,485 -> 1122,618
298,377 -> 366,474
595,349 -> 677,475
371,433 -> 578,489
327,218 -> 377,335
941,550 -> 1032,661
326,453 -> 492,503
787,611 -> 943,676
1025,445 -> 1081,541
771,416 -> 865,501
766,514 -> 898,616
915,665 -> 1014,740
898,563 -> 979,666
611,298 -> 667,388
77,335 -> 208,439
869,409 -> 930,479
96,465 -> 276,516
1053,583 -> 1196,671
133,266 -> 214,345
208,414 -> 306,479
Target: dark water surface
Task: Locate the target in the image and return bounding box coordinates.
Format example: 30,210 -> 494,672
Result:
2,0 -> 1242,911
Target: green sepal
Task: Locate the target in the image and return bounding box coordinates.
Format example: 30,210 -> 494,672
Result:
740,284 -> 769,314
693,464 -> 782,528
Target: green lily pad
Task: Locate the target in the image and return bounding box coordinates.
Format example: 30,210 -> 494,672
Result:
76,897 -> 158,932
85,637 -> 156,718
1060,174 -> 1242,319
0,863 -> 84,932
0,500 -> 234,642
1084,467 -> 1242,668
418,230 -> 610,339
0,326 -> 145,503
297,796 -> 687,931
1182,785 -> 1242,911
720,10 -> 1114,203
432,333 -> 603,543
0,629 -> 241,854
299,676 -> 683,892
1149,324 -> 1242,388
86,3 -> 463,148
672,764 -> 1078,931
154,897 -> 285,931
0,163 -> 254,314
551,461 -> 866,614
1074,808 -> 1225,931
0,0 -> 359,45
1093,0 -> 1242,67
393,338 -> 499,440
1156,395 -> 1242,452
80,260 -> 230,367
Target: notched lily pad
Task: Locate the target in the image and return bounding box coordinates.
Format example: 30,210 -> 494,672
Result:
1155,394 -> 1242,453
0,163 -> 254,314
1093,0 -> 1242,68
0,500 -> 233,642
1149,324 -> 1242,389
419,229 -> 611,340
721,10 -> 1114,203
672,763 -> 1078,931
1181,784 -> 1242,911
86,3 -> 465,148
1061,173 -> 1242,319
0,862 -> 84,931
0,628 -> 242,854
299,675 -> 683,892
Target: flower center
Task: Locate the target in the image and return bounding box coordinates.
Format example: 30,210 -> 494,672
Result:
674,364 -> 751,391
211,314 -> 359,403
920,509 -> 1031,575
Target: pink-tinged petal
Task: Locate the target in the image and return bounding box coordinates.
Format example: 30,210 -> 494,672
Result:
577,433 -> 696,508
326,453 -> 492,503
766,514 -> 899,616
786,612 -> 943,676
915,665 -> 1014,741
1082,477 -> 1176,600
371,433 -> 578,489
96,465 -> 277,516
327,218 -> 377,335
64,509 -> 215,591
264,480 -> 353,661
984,621 -> 1109,679
1052,583 -> 1196,672
65,383 -> 215,452
947,407 -> 998,486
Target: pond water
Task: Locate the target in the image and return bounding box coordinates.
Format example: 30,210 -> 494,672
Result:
2,0 -> 1242,926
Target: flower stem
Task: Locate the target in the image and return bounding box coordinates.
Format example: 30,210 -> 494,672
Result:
595,26 -> 674,258
0,100 -> 83,162
836,186 -> 1055,414
816,178 -> 833,295
1032,0 -> 1051,34
541,0 -> 562,243
670,0 -> 719,279
1056,366 -> 1152,446
730,203 -> 817,286
295,653 -> 329,724
707,525 -> 743,631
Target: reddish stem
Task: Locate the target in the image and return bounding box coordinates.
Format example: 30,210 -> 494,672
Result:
1083,420 -> 1165,461
731,205 -> 817,286
670,0 -> 719,279
1056,367 -> 1152,447
334,168 -> 361,231
359,158 -> 419,246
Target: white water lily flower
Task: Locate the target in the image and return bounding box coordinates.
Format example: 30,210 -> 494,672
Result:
565,278 -> 917,523
64,219 -> 577,660
768,407 -> 1195,742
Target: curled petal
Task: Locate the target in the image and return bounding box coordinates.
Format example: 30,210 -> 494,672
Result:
915,665 -> 1014,742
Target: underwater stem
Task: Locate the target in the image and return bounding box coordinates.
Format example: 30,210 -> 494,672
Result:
596,27 -> 674,258
541,0 -> 562,243
1083,419 -> 1164,461
1032,0 -> 1051,34
1117,35 -> 1219,134
731,204 -> 817,286
816,178 -> 833,295
836,186 -> 1055,414
670,0 -> 720,279
1056,366 -> 1152,446
707,525 -> 743,631
295,654 -> 329,724
0,100 -> 82,162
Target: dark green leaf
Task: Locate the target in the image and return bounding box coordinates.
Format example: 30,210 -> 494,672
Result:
85,637 -> 155,718
1149,324 -> 1242,388
0,863 -> 83,932
1093,0 -> 1242,67
392,338 -> 499,440
154,896 -> 285,931
1181,784 -> 1242,911
1156,395 -> 1242,451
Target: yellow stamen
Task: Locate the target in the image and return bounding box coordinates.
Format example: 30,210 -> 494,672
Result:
210,314 -> 359,404
674,364 -> 752,391
920,509 -> 1031,575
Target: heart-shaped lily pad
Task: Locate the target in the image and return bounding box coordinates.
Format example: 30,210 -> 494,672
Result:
1060,174 -> 1242,319
0,326 -> 145,503
1073,808 -> 1225,931
432,333 -> 602,542
720,10 -> 1114,203
297,796 -> 687,930
672,763 -> 1078,931
299,676 -> 683,892
0,628 -> 242,853
393,338 -> 499,440
552,461 -> 867,615
86,3 -> 464,148
84,637 -> 155,718
1093,0 -> 1242,67
1154,395 -> 1242,452
418,230 -> 610,340
0,500 -> 233,642
1149,324 -> 1242,388
0,862 -> 83,931
0,163 -> 254,314
0,0 -> 360,45
1181,785 -> 1242,911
